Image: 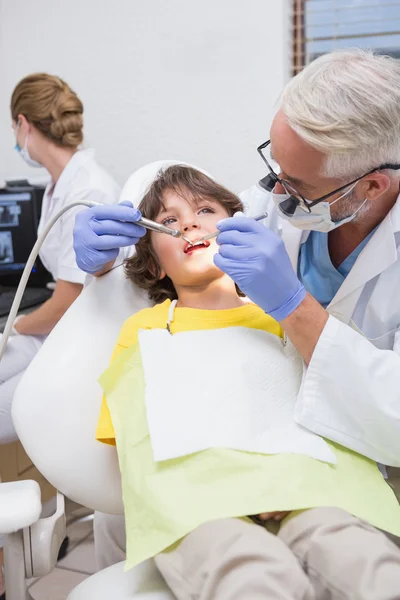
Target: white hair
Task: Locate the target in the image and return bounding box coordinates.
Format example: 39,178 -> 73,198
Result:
279,48 -> 400,180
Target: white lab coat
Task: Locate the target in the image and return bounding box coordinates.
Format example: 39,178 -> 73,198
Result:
241,184 -> 400,468
38,148 -> 121,284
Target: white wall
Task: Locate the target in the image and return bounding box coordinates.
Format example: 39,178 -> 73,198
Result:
0,0 -> 290,192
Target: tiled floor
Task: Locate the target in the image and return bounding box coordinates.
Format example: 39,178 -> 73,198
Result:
28,499 -> 96,600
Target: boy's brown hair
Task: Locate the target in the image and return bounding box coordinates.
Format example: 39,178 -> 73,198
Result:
124,165 -> 243,303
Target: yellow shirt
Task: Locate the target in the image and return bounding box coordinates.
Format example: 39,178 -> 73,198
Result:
97,299 -> 400,570
96,299 -> 282,444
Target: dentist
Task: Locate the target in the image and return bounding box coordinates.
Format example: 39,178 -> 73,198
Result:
73,48 -> 400,568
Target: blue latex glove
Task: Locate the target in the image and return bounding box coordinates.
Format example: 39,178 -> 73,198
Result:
214,216 -> 306,321
73,201 -> 146,274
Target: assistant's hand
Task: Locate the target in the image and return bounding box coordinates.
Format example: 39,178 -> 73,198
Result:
214,217 -> 306,321
73,201 -> 146,274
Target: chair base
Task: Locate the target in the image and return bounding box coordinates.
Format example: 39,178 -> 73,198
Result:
67,559 -> 174,600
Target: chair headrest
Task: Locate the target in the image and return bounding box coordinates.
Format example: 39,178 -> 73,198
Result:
119,159 -> 212,207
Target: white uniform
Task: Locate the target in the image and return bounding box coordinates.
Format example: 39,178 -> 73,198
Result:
0,149 -> 121,443
241,184 -> 400,468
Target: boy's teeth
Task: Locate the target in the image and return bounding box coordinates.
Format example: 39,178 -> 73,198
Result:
184,240 -> 210,252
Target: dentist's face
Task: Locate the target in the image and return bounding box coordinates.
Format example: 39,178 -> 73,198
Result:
270,110 -> 370,222
270,110 -> 332,198
151,188 -> 229,289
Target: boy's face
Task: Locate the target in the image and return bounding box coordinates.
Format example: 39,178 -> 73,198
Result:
151,189 -> 230,289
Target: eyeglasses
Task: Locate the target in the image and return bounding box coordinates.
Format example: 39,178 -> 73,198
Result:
257,139 -> 400,216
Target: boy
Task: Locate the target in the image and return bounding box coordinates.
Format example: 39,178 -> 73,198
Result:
97,164 -> 400,599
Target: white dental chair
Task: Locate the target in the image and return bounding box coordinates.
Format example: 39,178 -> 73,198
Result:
0,264 -> 174,600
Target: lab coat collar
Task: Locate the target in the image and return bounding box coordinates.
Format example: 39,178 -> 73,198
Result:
279,194 -> 400,318
51,148 -> 95,201
327,195 -> 400,309
389,191 -> 400,233
280,219 -> 307,271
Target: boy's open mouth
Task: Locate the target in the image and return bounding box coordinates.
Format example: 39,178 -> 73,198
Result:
184,239 -> 211,254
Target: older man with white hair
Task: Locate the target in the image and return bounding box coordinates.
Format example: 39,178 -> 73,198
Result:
234,48 -> 400,465
73,49 -> 400,598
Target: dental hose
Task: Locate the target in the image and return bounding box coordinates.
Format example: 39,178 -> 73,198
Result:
0,200 -> 100,361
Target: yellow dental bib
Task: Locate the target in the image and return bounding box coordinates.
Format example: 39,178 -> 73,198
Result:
98,300 -> 400,570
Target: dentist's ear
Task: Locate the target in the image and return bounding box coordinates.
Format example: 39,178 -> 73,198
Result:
358,171 -> 392,202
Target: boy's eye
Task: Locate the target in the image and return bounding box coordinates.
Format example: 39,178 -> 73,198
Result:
161,207 -> 215,225
161,216 -> 177,226
198,206 -> 216,215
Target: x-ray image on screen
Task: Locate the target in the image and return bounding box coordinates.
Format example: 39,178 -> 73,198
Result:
0,231 -> 14,264
0,203 -> 21,227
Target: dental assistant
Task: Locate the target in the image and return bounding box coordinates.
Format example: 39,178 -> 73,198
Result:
73,48 -> 400,567
0,73 -> 120,444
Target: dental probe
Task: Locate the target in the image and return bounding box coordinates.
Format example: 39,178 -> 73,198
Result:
194,211 -> 269,244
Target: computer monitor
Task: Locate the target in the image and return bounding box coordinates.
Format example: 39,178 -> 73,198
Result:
0,186 -> 50,287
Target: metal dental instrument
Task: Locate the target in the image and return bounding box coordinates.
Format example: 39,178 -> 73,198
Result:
137,216 -> 193,244
193,211 -> 269,245
89,200 -> 193,244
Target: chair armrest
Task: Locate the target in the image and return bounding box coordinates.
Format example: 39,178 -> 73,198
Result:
0,481 -> 41,534
30,491 -> 66,576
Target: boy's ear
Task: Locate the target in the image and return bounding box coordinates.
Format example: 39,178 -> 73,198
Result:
158,268 -> 167,280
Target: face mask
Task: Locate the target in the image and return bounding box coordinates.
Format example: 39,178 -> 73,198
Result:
14,124 -> 42,168
272,182 -> 368,232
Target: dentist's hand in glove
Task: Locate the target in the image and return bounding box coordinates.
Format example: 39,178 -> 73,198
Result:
214,216 -> 306,322
73,201 -> 146,274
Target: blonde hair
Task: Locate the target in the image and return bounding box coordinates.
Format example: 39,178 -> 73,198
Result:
280,48 -> 400,180
11,73 -> 84,147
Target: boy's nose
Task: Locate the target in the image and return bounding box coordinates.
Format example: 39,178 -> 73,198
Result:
182,221 -> 199,232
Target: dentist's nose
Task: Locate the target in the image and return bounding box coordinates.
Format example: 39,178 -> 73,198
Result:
274,180 -> 287,194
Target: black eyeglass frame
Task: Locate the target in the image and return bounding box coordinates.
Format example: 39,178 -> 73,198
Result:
257,139 -> 400,214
